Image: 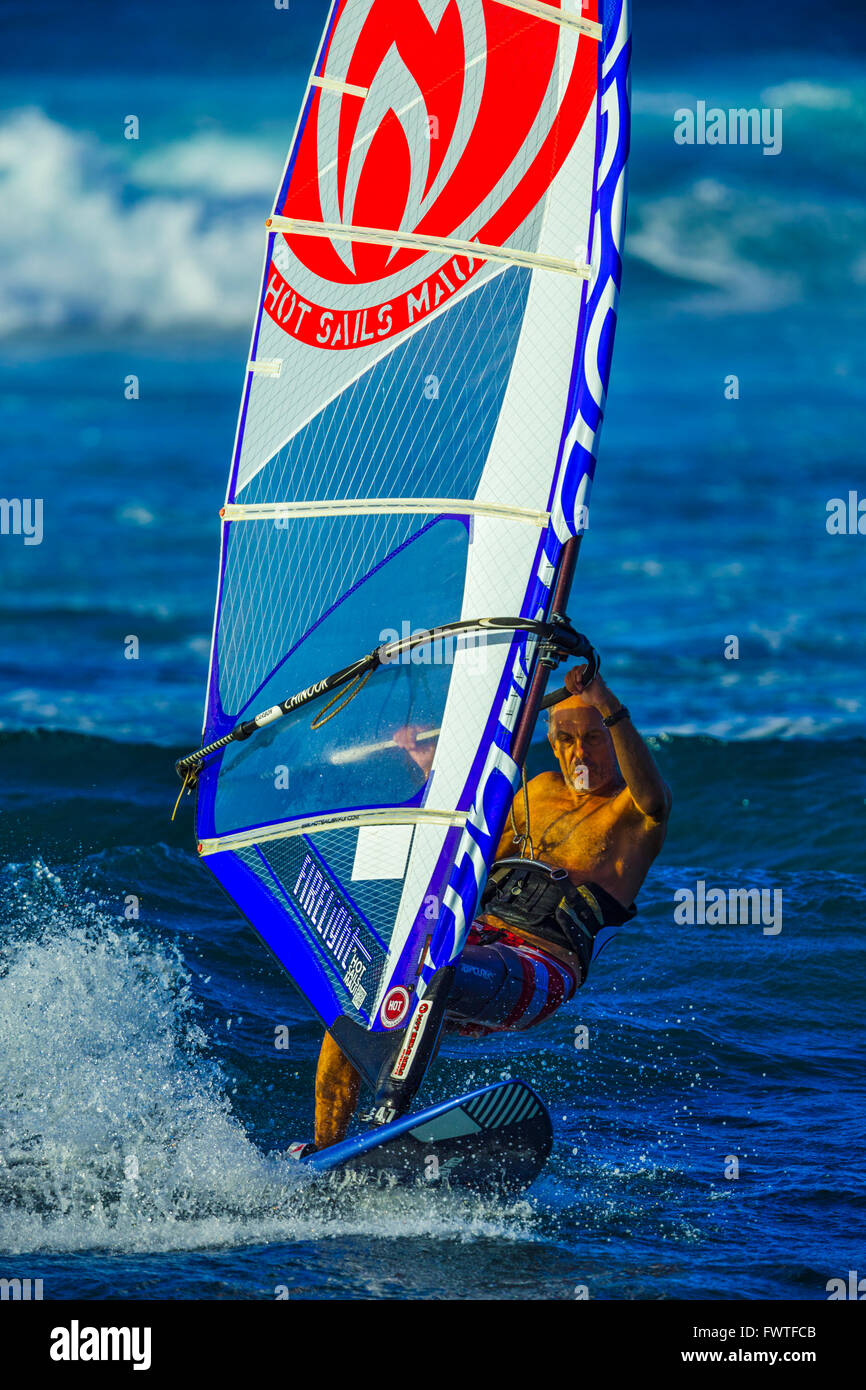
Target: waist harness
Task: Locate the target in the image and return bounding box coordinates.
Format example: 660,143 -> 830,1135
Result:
481,857 -> 636,979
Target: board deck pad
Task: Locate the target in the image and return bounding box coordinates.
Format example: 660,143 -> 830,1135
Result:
304,1079 -> 553,1197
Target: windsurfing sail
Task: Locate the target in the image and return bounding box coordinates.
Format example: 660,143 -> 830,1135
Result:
185,0 -> 631,1111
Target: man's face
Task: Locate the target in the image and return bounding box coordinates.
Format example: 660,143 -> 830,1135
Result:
547,702 -> 618,793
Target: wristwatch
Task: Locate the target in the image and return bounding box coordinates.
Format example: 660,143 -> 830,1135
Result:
603,705 -> 630,728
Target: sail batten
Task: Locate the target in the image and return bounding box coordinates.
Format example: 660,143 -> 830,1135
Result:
266,215 -> 591,278
221,500 -> 549,525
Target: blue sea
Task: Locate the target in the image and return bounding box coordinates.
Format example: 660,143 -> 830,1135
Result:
1,0 -> 864,1301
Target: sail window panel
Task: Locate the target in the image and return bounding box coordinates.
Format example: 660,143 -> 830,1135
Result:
213,516 -> 473,835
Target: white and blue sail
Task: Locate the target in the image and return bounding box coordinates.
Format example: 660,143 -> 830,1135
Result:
188,0 -> 631,1092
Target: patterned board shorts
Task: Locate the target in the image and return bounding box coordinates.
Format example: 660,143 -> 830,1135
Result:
444,919 -> 581,1038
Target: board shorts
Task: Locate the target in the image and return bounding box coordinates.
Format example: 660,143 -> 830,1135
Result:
444,919 -> 582,1039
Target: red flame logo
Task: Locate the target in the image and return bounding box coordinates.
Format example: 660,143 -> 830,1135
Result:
280,0 -> 598,288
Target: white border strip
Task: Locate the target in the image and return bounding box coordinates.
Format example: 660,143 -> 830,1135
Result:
266,216 -> 590,280
311,75 -> 369,98
199,808 -> 466,857
491,0 -> 602,40
220,498 -> 550,526
247,359 -> 283,377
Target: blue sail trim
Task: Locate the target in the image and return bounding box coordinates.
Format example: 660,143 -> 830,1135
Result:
551,17 -> 630,546
418,4 -> 632,993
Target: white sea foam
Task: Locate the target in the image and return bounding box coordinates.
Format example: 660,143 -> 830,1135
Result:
0,860 -> 536,1256
0,109 -> 266,336
761,81 -> 856,112
0,103 -> 862,336
134,132 -> 281,196
630,89 -> 697,116
627,180 -> 801,315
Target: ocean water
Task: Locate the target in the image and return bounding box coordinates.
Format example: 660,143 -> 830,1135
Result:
1,1 -> 864,1300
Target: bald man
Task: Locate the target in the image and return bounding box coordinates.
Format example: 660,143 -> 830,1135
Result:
297,663 -> 671,1155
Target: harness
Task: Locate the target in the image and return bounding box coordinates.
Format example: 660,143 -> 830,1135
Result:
481,853 -> 636,979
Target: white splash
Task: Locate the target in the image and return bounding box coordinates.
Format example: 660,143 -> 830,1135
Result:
0,860 -> 537,1255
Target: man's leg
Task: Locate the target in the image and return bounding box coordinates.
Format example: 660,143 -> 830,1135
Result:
446,926 -> 580,1035
314,1031 -> 361,1148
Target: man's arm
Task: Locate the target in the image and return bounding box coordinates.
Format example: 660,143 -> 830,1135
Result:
566,667 -> 671,823
392,724 -> 435,775
495,790 -> 524,859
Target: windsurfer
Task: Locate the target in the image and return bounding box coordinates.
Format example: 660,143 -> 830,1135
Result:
298,661 -> 671,1152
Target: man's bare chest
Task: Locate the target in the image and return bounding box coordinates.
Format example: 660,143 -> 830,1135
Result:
523,792 -> 635,873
